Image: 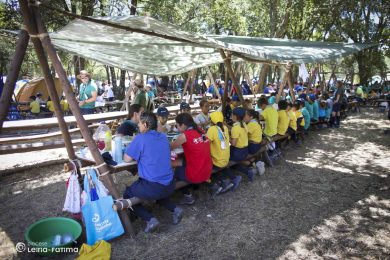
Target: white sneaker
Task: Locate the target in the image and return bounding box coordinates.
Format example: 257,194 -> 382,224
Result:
256,161 -> 265,175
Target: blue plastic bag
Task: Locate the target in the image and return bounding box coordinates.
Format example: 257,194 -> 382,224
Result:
82,169 -> 124,245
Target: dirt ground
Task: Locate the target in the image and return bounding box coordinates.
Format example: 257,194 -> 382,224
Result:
0,107 -> 389,260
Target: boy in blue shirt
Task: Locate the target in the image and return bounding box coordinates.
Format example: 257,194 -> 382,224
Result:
123,112 -> 182,233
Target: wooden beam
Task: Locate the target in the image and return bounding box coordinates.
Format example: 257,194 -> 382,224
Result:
219,50 -> 247,108
206,66 -> 221,100
0,29 -> 29,131
26,1 -> 134,236
19,2 -> 76,160
276,64 -> 291,103
286,63 -> 295,103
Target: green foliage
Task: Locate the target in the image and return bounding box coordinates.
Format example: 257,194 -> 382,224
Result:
0,0 -> 388,84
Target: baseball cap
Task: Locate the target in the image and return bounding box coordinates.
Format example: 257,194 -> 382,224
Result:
157,107 -> 169,117
210,111 -> 224,124
232,107 -> 246,117
180,102 -> 190,110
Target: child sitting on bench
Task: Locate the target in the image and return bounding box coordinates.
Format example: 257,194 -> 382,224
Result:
171,113 -> 213,205
230,107 -> 255,182
123,112 -> 182,233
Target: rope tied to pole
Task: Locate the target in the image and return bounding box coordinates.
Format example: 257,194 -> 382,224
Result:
28,0 -> 41,7
29,33 -> 49,39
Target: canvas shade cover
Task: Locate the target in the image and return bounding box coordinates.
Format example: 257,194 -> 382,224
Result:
51,16 -> 375,76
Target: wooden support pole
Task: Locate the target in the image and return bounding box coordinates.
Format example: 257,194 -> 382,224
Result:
276,63 -> 291,103
0,29 -> 29,131
219,50 -> 247,108
19,3 -> 76,161
222,64 -> 229,111
24,0 -> 134,236
181,70 -> 195,102
206,66 -> 221,100
286,63 -> 296,103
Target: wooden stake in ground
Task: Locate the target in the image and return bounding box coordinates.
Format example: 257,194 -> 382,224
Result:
24,0 -> 134,236
0,29 -> 29,131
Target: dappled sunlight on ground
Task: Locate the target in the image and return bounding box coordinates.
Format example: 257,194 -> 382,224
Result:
279,195 -> 390,259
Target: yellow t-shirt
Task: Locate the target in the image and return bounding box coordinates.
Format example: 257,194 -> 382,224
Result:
206,125 -> 230,168
295,110 -> 305,126
30,100 -> 40,114
261,105 -> 278,137
288,110 -> 297,131
47,101 -> 55,112
247,120 -> 262,143
277,110 -> 289,135
60,100 -> 69,111
231,122 -> 248,148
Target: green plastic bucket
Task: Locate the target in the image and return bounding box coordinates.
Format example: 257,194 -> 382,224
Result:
25,217 -> 82,256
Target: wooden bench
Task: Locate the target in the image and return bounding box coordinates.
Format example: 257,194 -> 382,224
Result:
112,142 -> 269,211
0,138 -> 85,155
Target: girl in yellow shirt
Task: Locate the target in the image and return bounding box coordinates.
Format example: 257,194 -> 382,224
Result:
286,102 -> 298,143
244,109 -> 262,154
231,107 -> 256,183
206,111 -> 237,194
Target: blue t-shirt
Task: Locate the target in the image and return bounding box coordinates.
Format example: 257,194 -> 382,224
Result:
305,101 -> 314,119
301,107 -> 311,130
312,100 -> 319,121
319,108 -> 326,117
125,130 -> 173,185
268,96 -> 276,105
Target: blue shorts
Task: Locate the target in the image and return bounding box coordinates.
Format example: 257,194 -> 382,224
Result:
230,146 -> 248,161
123,178 -> 175,201
332,103 -> 341,112
248,143 -> 261,155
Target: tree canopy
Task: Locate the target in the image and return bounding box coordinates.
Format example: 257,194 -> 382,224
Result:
0,0 -> 389,86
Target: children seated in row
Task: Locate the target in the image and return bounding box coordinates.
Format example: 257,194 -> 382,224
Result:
170,113 -> 213,205
123,112 -> 183,233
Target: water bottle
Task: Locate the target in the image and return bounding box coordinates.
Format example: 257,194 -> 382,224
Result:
104,131 -> 112,151
114,136 -> 123,164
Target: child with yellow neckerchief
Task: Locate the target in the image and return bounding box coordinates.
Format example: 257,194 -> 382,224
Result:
206,111 -> 238,195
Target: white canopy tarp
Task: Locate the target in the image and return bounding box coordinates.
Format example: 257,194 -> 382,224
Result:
50,16 -> 375,75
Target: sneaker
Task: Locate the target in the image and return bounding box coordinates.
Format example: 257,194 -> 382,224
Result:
220,179 -> 234,193
247,167 -> 255,182
210,183 -> 223,197
179,194 -> 195,205
144,217 -> 160,233
256,161 -> 265,175
231,175 -> 242,191
172,207 -> 183,225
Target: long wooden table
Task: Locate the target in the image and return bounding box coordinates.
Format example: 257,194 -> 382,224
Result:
1,111 -> 128,132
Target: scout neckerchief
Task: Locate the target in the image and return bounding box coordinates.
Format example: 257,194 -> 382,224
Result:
216,125 -> 227,149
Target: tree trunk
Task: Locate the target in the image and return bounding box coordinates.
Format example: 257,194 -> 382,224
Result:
118,69 -> 126,100
105,65 -> 111,84
110,67 -> 117,88
257,64 -> 269,93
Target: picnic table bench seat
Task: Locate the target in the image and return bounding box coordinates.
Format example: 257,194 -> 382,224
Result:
112,142 -> 269,211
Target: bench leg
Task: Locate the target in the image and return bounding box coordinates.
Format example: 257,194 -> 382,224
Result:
262,150 -> 274,167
